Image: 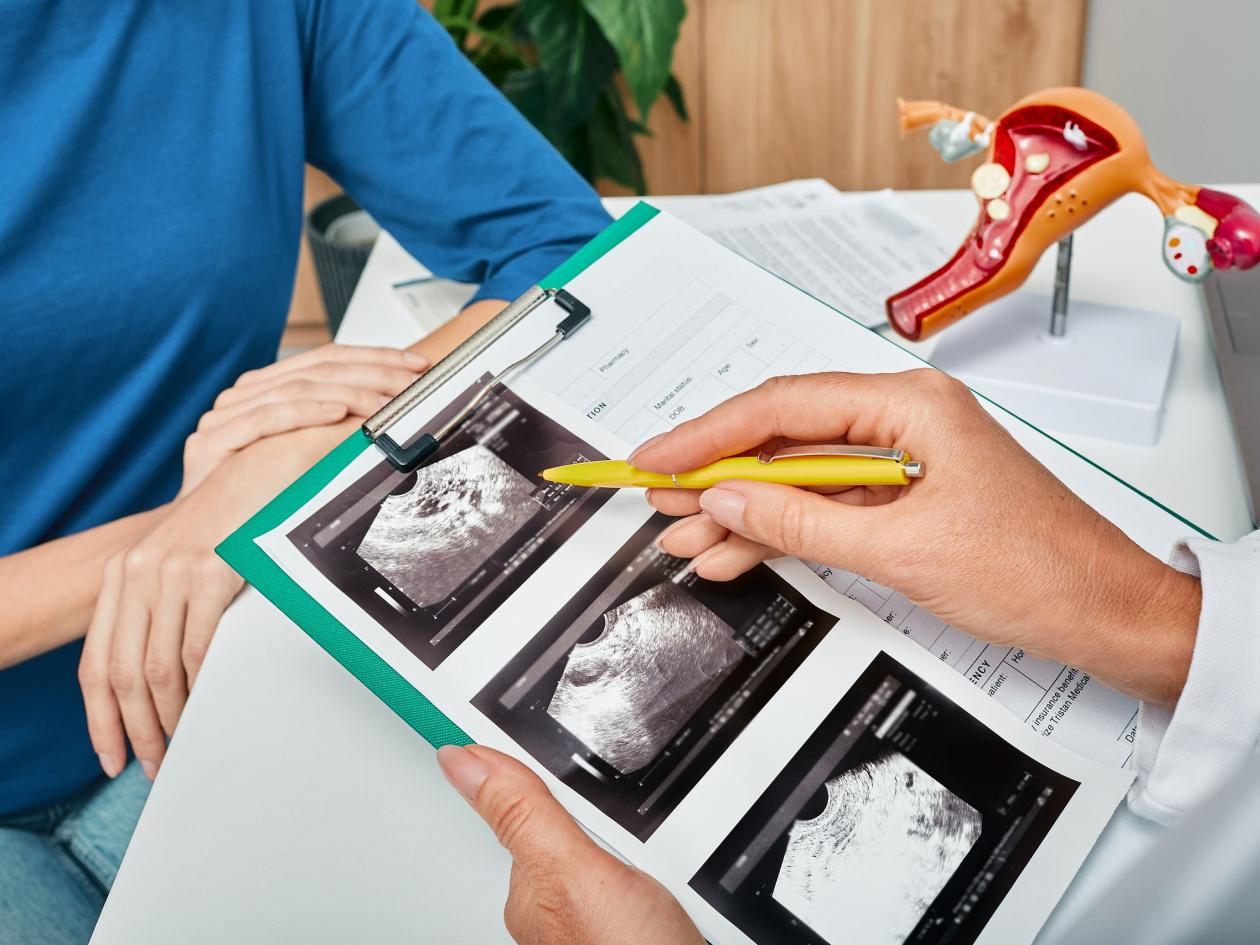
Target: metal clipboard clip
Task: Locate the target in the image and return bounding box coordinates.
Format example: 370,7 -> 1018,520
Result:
362,286 -> 591,473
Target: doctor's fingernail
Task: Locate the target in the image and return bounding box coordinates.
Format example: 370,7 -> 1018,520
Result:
699,488 -> 746,532
319,402 -> 346,416
140,760 -> 158,781
628,433 -> 668,464
98,753 -> 122,778
654,516 -> 694,550
683,544 -> 724,577
437,745 -> 490,802
403,352 -> 429,368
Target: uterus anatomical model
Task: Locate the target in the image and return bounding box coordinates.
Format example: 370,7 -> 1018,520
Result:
887,87 -> 1260,340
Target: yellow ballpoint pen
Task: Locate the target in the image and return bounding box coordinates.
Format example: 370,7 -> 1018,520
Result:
541,445 -> 924,489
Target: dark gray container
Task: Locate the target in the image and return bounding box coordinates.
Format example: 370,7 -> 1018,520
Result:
305,194 -> 381,335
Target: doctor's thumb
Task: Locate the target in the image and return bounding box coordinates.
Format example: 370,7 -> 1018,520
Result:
699,480 -> 891,570
437,744 -> 599,872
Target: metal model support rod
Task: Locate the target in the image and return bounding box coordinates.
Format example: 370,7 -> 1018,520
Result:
1049,234 -> 1073,338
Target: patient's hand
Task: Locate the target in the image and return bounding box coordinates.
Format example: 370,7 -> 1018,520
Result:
437,744 -> 704,945
180,343 -> 427,495
635,369 -> 1201,706
78,303 -> 522,779
80,419 -> 360,779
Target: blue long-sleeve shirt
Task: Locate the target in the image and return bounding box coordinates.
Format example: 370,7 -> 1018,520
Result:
0,0 -> 610,815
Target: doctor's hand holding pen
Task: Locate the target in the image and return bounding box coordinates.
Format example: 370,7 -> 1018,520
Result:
636,369 -> 1200,708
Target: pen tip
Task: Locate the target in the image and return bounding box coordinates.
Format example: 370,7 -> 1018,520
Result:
538,468 -> 555,482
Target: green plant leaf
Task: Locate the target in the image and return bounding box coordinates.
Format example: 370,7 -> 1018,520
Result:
664,72 -> 688,121
501,67 -> 551,129
432,0 -> 480,49
501,67 -> 595,182
454,0 -> 681,192
588,86 -> 646,193
431,0 -> 471,21
454,5 -> 527,90
476,4 -> 519,33
580,0 -> 685,120
519,0 -> 617,133
472,46 -> 528,88
441,16 -> 527,62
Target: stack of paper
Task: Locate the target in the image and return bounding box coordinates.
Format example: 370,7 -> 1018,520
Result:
604,179 -> 951,328
378,179 -> 951,333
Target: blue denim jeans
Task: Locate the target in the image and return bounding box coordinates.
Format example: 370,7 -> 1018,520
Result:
0,760 -> 149,944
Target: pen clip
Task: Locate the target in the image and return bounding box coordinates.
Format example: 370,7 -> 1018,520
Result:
756,444 -> 924,478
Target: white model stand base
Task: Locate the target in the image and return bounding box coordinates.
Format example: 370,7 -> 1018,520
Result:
929,292 -> 1180,446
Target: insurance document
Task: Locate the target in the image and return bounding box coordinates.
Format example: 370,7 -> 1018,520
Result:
251,208 -> 1200,945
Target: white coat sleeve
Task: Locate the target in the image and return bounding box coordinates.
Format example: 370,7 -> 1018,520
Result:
1128,529 -> 1260,823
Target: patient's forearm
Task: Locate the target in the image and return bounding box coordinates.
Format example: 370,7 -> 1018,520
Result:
0,506 -> 169,668
406,298 -> 507,365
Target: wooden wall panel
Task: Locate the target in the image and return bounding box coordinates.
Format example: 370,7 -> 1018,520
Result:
699,0 -> 1087,192
832,0 -> 1088,190
700,1 -> 836,193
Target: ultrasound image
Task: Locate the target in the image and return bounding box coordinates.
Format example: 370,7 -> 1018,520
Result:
772,753 -> 981,945
357,446 -> 537,605
690,651 -> 1080,945
546,582 -> 744,773
473,514 -> 836,840
286,376 -> 608,668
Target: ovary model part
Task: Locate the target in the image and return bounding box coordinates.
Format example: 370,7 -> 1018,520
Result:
546,582 -> 744,774
888,88 -> 1260,340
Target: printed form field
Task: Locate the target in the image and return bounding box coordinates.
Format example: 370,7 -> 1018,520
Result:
545,280 -> 834,446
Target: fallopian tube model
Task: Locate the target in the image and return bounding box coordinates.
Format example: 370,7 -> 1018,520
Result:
886,87 -> 1260,340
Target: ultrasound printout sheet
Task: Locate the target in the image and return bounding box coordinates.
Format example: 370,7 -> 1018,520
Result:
257,209 -> 1200,945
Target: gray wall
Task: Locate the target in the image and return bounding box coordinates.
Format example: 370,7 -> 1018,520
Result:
1083,0 -> 1260,184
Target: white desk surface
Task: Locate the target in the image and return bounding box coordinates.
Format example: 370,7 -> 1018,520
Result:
91,187 -> 1256,944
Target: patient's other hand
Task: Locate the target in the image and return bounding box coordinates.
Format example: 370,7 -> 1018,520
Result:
80,419 -> 360,779
180,344 -> 427,495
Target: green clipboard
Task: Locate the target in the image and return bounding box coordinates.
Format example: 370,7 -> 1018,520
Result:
215,201 -> 662,749
217,196 -> 1211,752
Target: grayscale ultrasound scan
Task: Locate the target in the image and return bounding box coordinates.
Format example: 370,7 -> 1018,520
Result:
690,651 -> 1079,945
473,513 -> 838,841
772,754 -> 981,945
286,375 -> 610,669
357,446 -> 537,606
546,582 -> 745,773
